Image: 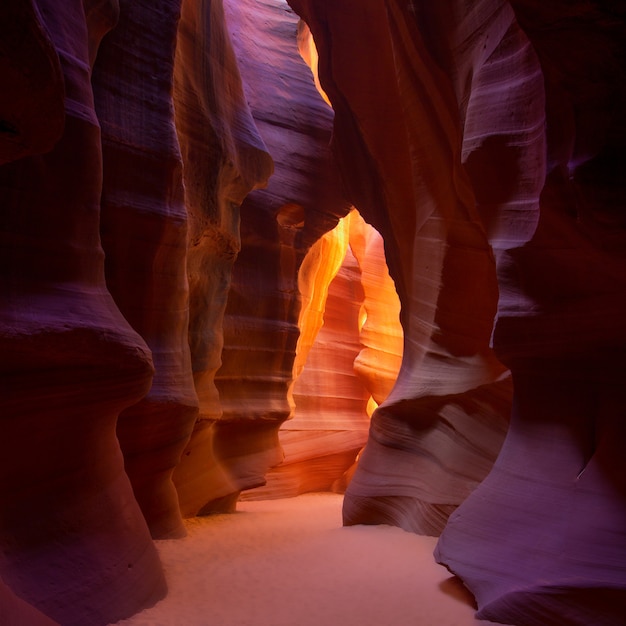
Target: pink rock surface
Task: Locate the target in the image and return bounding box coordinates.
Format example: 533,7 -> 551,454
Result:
436,2 -> 626,624
3,2 -> 625,624
0,0 -> 166,623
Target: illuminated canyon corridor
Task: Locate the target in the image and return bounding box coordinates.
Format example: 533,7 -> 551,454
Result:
1,1 -> 625,626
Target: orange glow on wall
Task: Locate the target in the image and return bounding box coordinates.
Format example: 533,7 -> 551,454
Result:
243,209 -> 402,499
297,19 -> 332,107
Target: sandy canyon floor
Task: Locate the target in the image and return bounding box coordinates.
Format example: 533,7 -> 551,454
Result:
113,493 -> 503,626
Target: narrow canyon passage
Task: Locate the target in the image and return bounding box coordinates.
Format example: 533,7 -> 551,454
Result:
2,1 -> 624,624
113,493 -> 501,626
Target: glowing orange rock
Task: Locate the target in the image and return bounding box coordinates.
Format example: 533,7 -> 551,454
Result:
245,210 -> 402,499
348,211 -> 403,405
290,0 -> 511,535
171,0 -> 273,517
209,0 -> 348,505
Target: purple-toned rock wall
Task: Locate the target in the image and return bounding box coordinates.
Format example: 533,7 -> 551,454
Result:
0,0 -> 166,623
288,0 -> 626,623
2,1 -> 625,624
93,0 -> 199,540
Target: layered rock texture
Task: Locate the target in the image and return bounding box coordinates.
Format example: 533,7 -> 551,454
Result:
199,0 -> 349,509
2,0 -> 625,625
288,0 -> 626,624
93,0 -> 199,541
170,0 -> 274,517
1,0 -> 166,623
436,3 -> 626,625
291,0 -> 516,535
243,209 -> 403,500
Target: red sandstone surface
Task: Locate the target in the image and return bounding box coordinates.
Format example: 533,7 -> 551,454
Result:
1,1 -> 624,625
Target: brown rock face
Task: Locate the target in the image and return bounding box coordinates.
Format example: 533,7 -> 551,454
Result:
92,0 -> 199,540
289,0 -> 515,535
289,0 -> 626,623
201,0 -> 348,508
171,0 -> 274,516
3,1 -> 625,624
0,0 -> 166,623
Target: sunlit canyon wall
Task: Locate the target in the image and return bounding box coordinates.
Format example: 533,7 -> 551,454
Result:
207,0 -> 353,509
1,0 -> 624,625
288,0 -> 626,625
242,209 -> 403,500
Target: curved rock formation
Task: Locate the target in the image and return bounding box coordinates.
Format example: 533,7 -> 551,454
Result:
171,0 -> 274,516
290,0 -> 626,623
3,1 -> 625,624
348,210 -> 403,407
0,0 -> 166,623
289,0 -> 514,535
243,210 -> 393,500
206,0 -> 348,506
92,0 -> 199,540
435,3 -> 626,624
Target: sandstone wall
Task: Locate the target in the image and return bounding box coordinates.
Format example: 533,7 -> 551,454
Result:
208,0 -> 349,507
288,0 -> 626,623
289,0 -> 515,535
92,0 -> 199,540
0,0 -> 166,622
170,0 -> 274,517
2,1 -> 625,624
243,209 -> 402,500
436,2 -> 626,624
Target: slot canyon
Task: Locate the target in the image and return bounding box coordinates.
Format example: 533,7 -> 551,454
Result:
1,0 -> 625,625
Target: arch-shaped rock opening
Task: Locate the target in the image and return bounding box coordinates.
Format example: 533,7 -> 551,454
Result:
242,209 -> 403,500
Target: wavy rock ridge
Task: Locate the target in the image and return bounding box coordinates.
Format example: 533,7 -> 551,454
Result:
1,1 -> 625,625
288,0 -> 626,624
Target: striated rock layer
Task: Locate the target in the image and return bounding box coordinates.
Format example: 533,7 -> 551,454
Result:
291,0 -> 626,623
243,210 -> 398,500
171,0 -> 274,516
0,0 -> 166,623
93,0 -> 199,540
289,0 -> 515,536
435,2 -> 626,625
211,0 -> 349,505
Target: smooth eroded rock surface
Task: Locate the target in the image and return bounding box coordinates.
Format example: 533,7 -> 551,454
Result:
93,0 -> 199,540
289,0 -> 514,535
289,0 -> 626,623
212,0 -> 348,503
436,3 -> 626,624
0,0 -> 166,623
243,210 -> 398,499
171,0 -> 274,516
